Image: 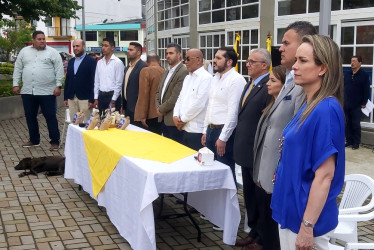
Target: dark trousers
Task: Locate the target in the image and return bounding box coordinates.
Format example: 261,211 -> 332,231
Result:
21,94 -> 60,145
206,126 -> 236,183
242,166 -> 257,230
344,106 -> 362,145
134,118 -> 161,135
182,131 -> 203,151
98,93 -> 121,118
162,123 -> 183,143
126,110 -> 135,124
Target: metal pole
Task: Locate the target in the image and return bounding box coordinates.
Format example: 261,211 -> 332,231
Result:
319,0 -> 331,36
82,0 -> 86,42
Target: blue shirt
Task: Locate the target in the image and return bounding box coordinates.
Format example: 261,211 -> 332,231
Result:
73,53 -> 86,74
271,97 -> 345,236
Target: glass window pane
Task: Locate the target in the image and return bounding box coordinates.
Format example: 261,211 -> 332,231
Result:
227,7 -> 240,21
277,28 -> 286,44
212,10 -> 225,23
199,0 -> 211,11
243,46 -> 249,58
227,31 -> 234,45
165,0 -> 171,8
221,34 -> 225,47
242,61 -> 248,76
243,30 -> 249,44
341,27 -> 354,45
158,22 -> 164,31
181,0 -> 188,4
341,47 -> 354,64
356,25 -> 374,44
200,36 -> 206,47
172,0 -> 179,7
199,12 -> 211,24
172,18 -> 180,28
242,4 -> 259,19
278,0 -> 306,16
308,0 -> 320,13
207,49 -> 212,60
213,0 -> 224,9
158,1 -> 164,11
227,0 -> 241,7
343,0 -> 374,10
172,7 -> 180,17
332,0 -> 341,10
181,4 -> 189,15
243,0 -> 258,3
182,16 -> 189,27
207,35 -> 212,47
251,30 -> 258,44
214,35 -> 220,47
356,47 -> 373,64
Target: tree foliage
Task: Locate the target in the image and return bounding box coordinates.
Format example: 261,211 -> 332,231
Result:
0,19 -> 33,62
0,0 -> 82,22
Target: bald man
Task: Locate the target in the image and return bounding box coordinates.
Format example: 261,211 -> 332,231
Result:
134,53 -> 164,134
64,39 -> 97,121
173,49 -> 212,150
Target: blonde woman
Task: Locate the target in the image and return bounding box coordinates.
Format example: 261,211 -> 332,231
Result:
271,35 -> 345,250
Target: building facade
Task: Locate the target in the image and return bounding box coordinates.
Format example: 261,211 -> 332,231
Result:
146,0 -> 374,127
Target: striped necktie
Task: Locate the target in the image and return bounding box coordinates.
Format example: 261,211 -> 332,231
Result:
241,81 -> 254,107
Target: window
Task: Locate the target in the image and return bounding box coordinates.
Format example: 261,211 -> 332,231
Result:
343,0 -> 374,10
157,36 -> 189,68
157,0 -> 189,31
277,0 -> 347,15
83,31 -> 97,41
199,32 -> 225,63
120,30 -> 139,41
146,0 -> 155,35
198,0 -> 259,25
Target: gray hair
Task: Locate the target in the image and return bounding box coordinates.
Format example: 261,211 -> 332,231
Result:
250,48 -> 271,70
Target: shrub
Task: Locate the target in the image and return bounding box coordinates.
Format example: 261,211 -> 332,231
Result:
0,63 -> 14,68
0,67 -> 14,74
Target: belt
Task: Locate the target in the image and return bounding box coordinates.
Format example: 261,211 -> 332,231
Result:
99,90 -> 114,96
209,124 -> 224,129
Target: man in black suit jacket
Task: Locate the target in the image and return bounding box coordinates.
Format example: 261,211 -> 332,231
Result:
233,48 -> 272,250
122,42 -> 147,123
64,39 -> 97,121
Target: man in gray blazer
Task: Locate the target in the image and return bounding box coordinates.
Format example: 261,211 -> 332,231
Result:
155,43 -> 188,143
240,21 -> 317,250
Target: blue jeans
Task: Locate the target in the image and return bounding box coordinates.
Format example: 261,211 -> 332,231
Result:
206,127 -> 236,183
21,94 -> 60,145
182,131 -> 203,151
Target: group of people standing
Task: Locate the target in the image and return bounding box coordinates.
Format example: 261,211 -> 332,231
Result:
12,20 -> 370,249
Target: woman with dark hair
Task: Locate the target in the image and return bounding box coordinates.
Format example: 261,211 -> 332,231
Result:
271,34 -> 345,249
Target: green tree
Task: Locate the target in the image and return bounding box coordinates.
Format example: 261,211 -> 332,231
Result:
0,19 -> 33,62
0,0 -> 81,22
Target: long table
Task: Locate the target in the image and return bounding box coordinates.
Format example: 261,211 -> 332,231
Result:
64,124 -> 240,250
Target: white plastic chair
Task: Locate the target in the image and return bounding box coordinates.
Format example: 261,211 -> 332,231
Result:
331,174 -> 374,243
61,108 -> 71,144
329,240 -> 374,250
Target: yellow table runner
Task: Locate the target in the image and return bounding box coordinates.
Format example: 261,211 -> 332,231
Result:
82,128 -> 196,197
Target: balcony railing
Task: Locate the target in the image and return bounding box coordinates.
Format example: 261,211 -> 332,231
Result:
47,26 -> 73,37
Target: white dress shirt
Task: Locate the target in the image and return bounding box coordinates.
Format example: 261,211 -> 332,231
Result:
173,66 -> 213,133
94,54 -> 125,101
161,61 -> 182,101
203,67 -> 246,142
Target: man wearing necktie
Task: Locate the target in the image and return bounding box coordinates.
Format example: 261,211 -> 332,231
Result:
233,48 -> 272,249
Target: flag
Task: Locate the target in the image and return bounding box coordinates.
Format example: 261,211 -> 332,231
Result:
266,32 -> 272,72
233,32 -> 240,72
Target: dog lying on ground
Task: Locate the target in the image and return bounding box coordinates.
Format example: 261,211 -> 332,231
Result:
15,156 -> 65,177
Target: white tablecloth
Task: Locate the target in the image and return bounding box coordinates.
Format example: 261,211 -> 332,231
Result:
64,124 -> 240,250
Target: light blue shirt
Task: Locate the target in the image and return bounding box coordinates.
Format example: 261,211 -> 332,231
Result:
244,72 -> 269,96
13,45 -> 64,95
74,53 -> 86,74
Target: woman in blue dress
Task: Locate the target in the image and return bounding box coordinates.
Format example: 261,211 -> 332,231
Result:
271,35 -> 345,250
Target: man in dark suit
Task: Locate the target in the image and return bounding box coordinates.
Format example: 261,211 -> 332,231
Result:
234,48 -> 272,250
344,55 -> 370,150
122,42 -> 147,123
155,43 -> 188,143
64,39 -> 97,122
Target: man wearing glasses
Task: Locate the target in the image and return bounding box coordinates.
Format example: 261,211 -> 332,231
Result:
173,49 -> 212,150
233,48 -> 272,249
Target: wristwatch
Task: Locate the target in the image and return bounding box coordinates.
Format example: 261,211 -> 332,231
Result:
303,219 -> 314,228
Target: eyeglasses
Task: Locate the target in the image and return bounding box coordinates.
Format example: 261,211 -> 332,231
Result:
246,60 -> 265,65
184,56 -> 199,62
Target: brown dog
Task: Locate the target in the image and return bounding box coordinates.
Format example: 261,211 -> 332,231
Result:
15,156 -> 65,177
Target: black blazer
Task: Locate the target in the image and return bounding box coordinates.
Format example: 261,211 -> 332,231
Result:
122,59 -> 147,113
64,55 -> 97,103
234,74 -> 271,169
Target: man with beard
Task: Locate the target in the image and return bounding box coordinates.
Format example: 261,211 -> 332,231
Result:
13,30 -> 64,151
64,39 -> 97,122
155,43 -> 188,143
122,42 -> 147,123
93,38 -> 125,117
202,47 -> 246,185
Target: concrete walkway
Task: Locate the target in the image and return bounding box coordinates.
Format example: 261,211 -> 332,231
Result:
0,107 -> 373,249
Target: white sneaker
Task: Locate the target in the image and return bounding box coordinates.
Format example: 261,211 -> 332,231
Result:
200,214 -> 209,220
212,225 -> 223,231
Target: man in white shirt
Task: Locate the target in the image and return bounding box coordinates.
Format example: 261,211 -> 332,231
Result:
173,49 -> 212,150
93,38 -> 125,117
201,47 -> 246,180
155,43 -> 188,143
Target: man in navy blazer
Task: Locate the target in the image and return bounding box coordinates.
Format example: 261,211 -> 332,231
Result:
122,42 -> 147,123
64,39 -> 96,121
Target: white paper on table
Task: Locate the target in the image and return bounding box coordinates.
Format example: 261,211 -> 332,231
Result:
361,99 -> 374,117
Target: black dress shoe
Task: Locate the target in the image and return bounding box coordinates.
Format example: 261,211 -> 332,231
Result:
235,235 -> 254,247
352,144 -> 359,150
345,142 -> 352,147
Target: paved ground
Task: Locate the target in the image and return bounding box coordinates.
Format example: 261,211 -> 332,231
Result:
0,107 -> 373,249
